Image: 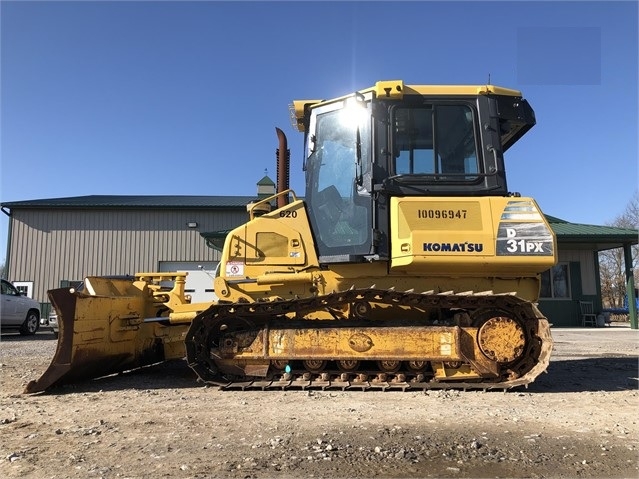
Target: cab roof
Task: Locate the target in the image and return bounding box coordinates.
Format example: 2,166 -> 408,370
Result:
291,80 -> 524,132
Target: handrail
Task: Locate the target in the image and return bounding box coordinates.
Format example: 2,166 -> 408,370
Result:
248,189 -> 298,220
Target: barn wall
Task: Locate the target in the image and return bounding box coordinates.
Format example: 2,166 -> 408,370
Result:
6,207 -> 247,303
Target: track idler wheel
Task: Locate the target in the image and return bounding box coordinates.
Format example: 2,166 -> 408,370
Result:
377,360 -> 401,373
271,360 -> 288,371
477,316 -> 526,363
337,360 -> 360,372
406,360 -> 427,373
303,360 -> 327,373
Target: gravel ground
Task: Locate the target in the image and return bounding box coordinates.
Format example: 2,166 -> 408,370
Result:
0,324 -> 637,479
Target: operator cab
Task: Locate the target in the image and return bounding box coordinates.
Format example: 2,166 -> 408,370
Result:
294,80 -> 536,263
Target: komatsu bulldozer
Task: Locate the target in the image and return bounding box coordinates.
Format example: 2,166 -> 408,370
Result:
26,80 -> 556,394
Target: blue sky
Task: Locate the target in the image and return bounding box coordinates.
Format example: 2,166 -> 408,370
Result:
1,1 -> 637,264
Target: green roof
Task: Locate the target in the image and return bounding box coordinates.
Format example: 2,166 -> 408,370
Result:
1,195 -> 258,209
200,230 -> 232,252
257,175 -> 276,186
546,215 -> 637,250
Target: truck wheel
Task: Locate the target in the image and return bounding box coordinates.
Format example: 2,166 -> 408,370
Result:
19,310 -> 40,335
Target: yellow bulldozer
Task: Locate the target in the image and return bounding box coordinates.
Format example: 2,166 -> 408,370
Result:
26,80 -> 556,394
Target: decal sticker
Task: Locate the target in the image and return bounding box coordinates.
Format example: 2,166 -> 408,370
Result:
423,242 -> 484,253
496,223 -> 554,256
440,333 -> 452,356
225,261 -> 244,277
418,209 -> 468,219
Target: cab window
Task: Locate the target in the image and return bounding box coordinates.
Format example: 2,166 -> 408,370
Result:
393,104 -> 478,179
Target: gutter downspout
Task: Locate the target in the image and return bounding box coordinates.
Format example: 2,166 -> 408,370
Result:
1,206 -> 11,279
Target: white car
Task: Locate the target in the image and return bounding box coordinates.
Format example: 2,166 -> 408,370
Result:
42,308 -> 59,337
0,279 -> 41,335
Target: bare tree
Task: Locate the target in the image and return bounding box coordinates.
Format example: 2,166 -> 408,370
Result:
599,192 -> 639,308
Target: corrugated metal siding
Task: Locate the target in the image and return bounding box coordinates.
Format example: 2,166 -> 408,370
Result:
559,249 -> 597,295
7,207 -> 247,303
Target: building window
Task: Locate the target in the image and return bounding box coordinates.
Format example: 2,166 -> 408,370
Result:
540,263 -> 570,299
60,280 -> 83,290
13,281 -> 34,298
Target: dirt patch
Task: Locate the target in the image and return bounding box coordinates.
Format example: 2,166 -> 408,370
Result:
1,327 -> 637,478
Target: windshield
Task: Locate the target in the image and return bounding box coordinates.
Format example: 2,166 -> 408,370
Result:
305,102 -> 372,259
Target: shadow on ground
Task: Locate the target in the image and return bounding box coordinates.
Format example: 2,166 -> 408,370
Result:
527,356 -> 638,393
31,356 -> 638,396
32,359 -> 201,396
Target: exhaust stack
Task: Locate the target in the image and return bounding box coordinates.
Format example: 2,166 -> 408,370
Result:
275,127 -> 290,209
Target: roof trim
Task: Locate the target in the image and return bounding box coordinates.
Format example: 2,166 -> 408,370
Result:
1,195 -> 259,209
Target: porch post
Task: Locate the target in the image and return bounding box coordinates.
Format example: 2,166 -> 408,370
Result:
623,243 -> 637,329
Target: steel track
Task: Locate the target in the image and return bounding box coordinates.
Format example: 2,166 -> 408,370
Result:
185,289 -> 553,392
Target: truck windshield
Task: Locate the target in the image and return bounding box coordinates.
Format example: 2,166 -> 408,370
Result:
305,104 -> 372,259
393,104 -> 479,180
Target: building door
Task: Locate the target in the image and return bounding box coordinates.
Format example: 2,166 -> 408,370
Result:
158,261 -> 218,303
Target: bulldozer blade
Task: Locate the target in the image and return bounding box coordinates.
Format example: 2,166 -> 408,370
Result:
25,287 -> 188,394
